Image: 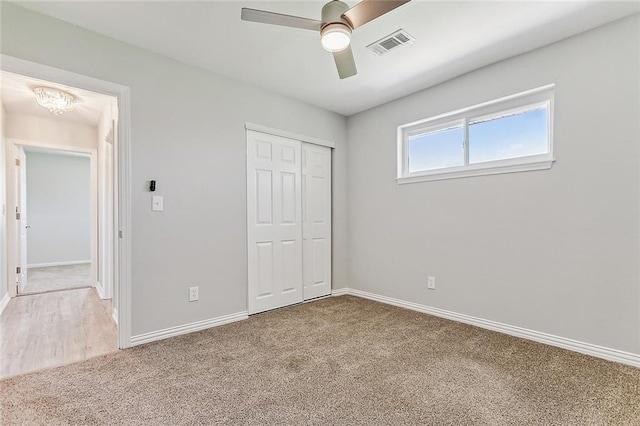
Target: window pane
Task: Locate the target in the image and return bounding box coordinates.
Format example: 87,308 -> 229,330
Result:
408,125 -> 464,172
468,107 -> 548,164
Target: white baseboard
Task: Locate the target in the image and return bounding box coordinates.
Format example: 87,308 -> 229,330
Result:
336,288 -> 640,368
95,281 -> 105,299
28,260 -> 91,269
112,307 -> 118,325
331,288 -> 349,296
0,293 -> 10,316
130,311 -> 248,346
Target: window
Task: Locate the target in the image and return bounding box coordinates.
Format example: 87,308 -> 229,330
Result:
397,85 -> 554,183
407,123 -> 464,172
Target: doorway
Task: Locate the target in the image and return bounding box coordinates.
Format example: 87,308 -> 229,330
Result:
0,54 -> 132,350
246,129 -> 332,315
1,73 -> 116,377
15,146 -> 94,295
0,59 -> 134,376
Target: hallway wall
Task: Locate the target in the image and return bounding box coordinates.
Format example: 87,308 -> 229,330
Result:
25,151 -> 91,267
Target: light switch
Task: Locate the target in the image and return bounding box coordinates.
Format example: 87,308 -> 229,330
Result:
152,195 -> 164,212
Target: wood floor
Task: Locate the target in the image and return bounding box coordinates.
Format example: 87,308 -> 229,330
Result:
24,263 -> 92,294
0,287 -> 118,379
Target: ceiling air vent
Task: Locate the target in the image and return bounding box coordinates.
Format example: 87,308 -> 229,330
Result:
366,29 -> 415,56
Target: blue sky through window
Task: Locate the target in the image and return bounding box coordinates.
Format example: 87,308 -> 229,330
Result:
407,107 -> 548,173
469,108 -> 547,164
408,126 -> 464,172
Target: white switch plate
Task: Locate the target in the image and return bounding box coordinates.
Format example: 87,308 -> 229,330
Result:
427,276 -> 436,290
152,195 -> 164,212
189,286 -> 199,302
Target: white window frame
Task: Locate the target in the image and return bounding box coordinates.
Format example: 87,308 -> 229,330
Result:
397,84 -> 555,184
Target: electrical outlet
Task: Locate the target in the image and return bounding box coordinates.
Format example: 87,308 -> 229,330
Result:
427,276 -> 436,290
189,286 -> 199,302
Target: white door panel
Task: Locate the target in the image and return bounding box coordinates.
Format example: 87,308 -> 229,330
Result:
255,170 -> 273,225
247,131 -> 303,314
302,144 -> 332,300
256,242 -> 274,297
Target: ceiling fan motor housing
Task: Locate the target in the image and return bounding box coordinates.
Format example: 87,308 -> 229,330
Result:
322,0 -> 351,28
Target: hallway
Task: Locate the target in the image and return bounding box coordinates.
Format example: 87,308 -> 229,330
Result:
0,287 -> 117,378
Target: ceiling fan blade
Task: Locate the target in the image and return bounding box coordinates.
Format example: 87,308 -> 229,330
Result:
333,46 -> 357,79
241,8 -> 322,31
342,0 -> 411,30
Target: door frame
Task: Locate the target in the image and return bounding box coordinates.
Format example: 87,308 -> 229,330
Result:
14,146 -> 27,292
1,54 -> 133,349
8,140 -> 98,294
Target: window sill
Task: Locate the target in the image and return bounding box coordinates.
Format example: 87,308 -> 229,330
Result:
396,157 -> 555,184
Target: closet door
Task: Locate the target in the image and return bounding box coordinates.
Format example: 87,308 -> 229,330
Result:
247,131 -> 303,314
302,144 -> 332,300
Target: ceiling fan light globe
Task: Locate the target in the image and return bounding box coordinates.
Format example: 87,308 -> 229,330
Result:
321,23 -> 351,52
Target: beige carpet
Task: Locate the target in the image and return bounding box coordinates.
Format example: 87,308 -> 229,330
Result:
25,264 -> 92,294
1,296 -> 638,425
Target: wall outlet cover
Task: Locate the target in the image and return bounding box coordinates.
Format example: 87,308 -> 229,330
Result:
427,276 -> 436,290
189,286 -> 199,302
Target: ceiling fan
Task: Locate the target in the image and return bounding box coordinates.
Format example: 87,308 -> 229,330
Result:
241,0 -> 411,79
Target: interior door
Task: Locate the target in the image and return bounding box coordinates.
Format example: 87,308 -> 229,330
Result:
302,144 -> 332,300
15,147 -> 27,292
247,131 -> 303,314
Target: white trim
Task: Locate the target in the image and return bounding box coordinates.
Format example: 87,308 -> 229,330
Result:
0,293 -> 10,316
7,139 -> 96,155
116,83 -> 132,349
95,280 -> 105,299
400,84 -> 555,130
1,54 -> 132,350
130,311 -> 248,346
397,157 -> 555,184
331,287 -> 349,296
245,122 -> 336,149
27,260 -> 91,268
112,307 -> 118,325
335,288 -> 640,368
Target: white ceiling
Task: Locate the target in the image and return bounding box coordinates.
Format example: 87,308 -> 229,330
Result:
11,1 -> 640,116
1,70 -> 115,126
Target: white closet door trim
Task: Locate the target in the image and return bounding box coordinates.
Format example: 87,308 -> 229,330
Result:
245,123 -> 336,149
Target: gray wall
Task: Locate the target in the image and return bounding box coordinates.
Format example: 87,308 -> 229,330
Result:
0,3 -> 348,335
26,151 -> 91,266
347,15 -> 640,354
3,3 -> 637,356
